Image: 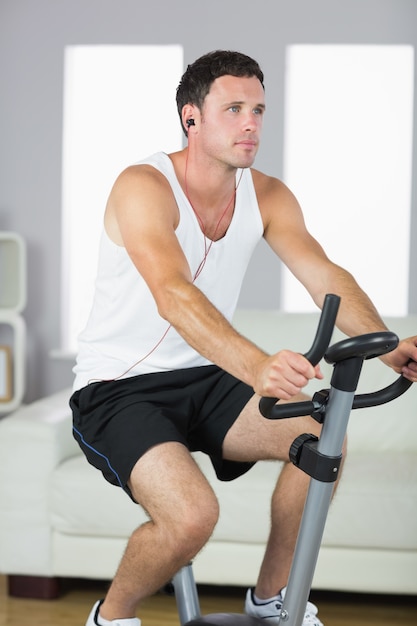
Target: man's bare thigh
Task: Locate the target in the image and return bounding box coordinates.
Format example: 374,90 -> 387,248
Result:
127,441 -> 218,521
222,393 -> 322,464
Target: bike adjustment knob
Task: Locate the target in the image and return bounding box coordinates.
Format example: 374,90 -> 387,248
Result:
289,433 -> 319,466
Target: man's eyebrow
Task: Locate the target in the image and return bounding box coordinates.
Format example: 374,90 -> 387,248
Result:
225,101 -> 266,110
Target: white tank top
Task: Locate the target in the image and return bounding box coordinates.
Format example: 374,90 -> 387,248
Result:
73,152 -> 264,390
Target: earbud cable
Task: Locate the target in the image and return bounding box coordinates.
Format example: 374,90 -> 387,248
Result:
89,148 -> 243,383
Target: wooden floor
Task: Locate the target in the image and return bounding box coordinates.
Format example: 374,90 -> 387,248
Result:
0,576 -> 416,625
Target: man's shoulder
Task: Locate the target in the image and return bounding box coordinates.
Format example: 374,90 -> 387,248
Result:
114,158 -> 172,193
250,168 -> 290,201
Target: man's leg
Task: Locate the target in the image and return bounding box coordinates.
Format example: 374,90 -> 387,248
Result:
254,461 -> 312,597
99,441 -> 219,621
222,394 -> 346,599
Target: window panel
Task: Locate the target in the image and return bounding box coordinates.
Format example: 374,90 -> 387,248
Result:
282,45 -> 414,315
61,45 -> 183,353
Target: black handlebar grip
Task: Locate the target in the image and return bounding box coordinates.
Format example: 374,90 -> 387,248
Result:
303,294 -> 341,365
353,373 -> 413,409
259,396 -> 280,416
259,294 -> 341,419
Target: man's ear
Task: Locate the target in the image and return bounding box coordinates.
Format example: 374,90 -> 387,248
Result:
182,105 -> 197,133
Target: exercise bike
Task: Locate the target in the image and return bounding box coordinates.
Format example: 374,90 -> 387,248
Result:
173,294 -> 413,626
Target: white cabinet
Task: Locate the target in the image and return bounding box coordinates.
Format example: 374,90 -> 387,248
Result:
0,232 -> 26,413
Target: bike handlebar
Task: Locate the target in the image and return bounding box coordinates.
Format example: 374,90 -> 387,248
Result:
259,294 -> 340,418
259,293 -> 413,420
352,374 -> 412,409
303,294 -> 341,364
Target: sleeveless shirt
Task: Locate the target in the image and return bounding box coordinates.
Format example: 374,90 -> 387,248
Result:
72,152 -> 264,390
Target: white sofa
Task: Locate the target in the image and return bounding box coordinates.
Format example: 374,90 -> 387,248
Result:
0,311 -> 416,599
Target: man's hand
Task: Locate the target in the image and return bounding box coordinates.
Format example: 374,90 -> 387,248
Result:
253,350 -> 323,400
382,336 -> 417,382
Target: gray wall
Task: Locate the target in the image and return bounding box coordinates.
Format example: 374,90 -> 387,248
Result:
1,0 -> 416,402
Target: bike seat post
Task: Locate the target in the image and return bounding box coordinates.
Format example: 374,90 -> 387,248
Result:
173,563 -> 202,625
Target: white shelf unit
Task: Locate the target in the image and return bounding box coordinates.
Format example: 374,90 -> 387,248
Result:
0,232 -> 26,413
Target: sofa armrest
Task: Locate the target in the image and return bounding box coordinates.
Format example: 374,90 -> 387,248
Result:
0,388 -> 77,575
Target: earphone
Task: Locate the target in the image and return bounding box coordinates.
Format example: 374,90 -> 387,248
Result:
186,118 -> 195,127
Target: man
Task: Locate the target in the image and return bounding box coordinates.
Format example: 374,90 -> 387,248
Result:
71,50 -> 417,626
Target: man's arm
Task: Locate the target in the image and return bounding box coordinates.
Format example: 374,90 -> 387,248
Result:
255,169 -> 417,382
104,165 -> 322,399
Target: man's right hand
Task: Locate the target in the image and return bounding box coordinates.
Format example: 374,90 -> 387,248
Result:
253,351 -> 323,400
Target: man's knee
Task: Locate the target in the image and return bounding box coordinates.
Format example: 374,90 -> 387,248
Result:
173,491 -> 220,557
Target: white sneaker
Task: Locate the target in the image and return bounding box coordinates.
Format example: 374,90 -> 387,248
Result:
86,600 -> 141,626
245,587 -> 323,625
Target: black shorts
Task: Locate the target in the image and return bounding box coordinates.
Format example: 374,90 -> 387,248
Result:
70,365 -> 255,501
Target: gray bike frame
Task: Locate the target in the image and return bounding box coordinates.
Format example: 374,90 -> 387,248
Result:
173,385 -> 353,626
276,387 -> 353,625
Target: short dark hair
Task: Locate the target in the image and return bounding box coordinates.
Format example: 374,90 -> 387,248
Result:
176,50 -> 265,135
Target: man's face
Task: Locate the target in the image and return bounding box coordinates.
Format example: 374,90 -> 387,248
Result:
198,74 -> 265,169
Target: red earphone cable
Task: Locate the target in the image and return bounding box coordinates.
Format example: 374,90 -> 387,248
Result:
90,149 -> 243,383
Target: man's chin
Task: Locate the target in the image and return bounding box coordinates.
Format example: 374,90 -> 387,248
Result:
233,151 -> 257,169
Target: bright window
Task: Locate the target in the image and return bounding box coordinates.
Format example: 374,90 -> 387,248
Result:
282,45 -> 414,315
61,45 -> 183,353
